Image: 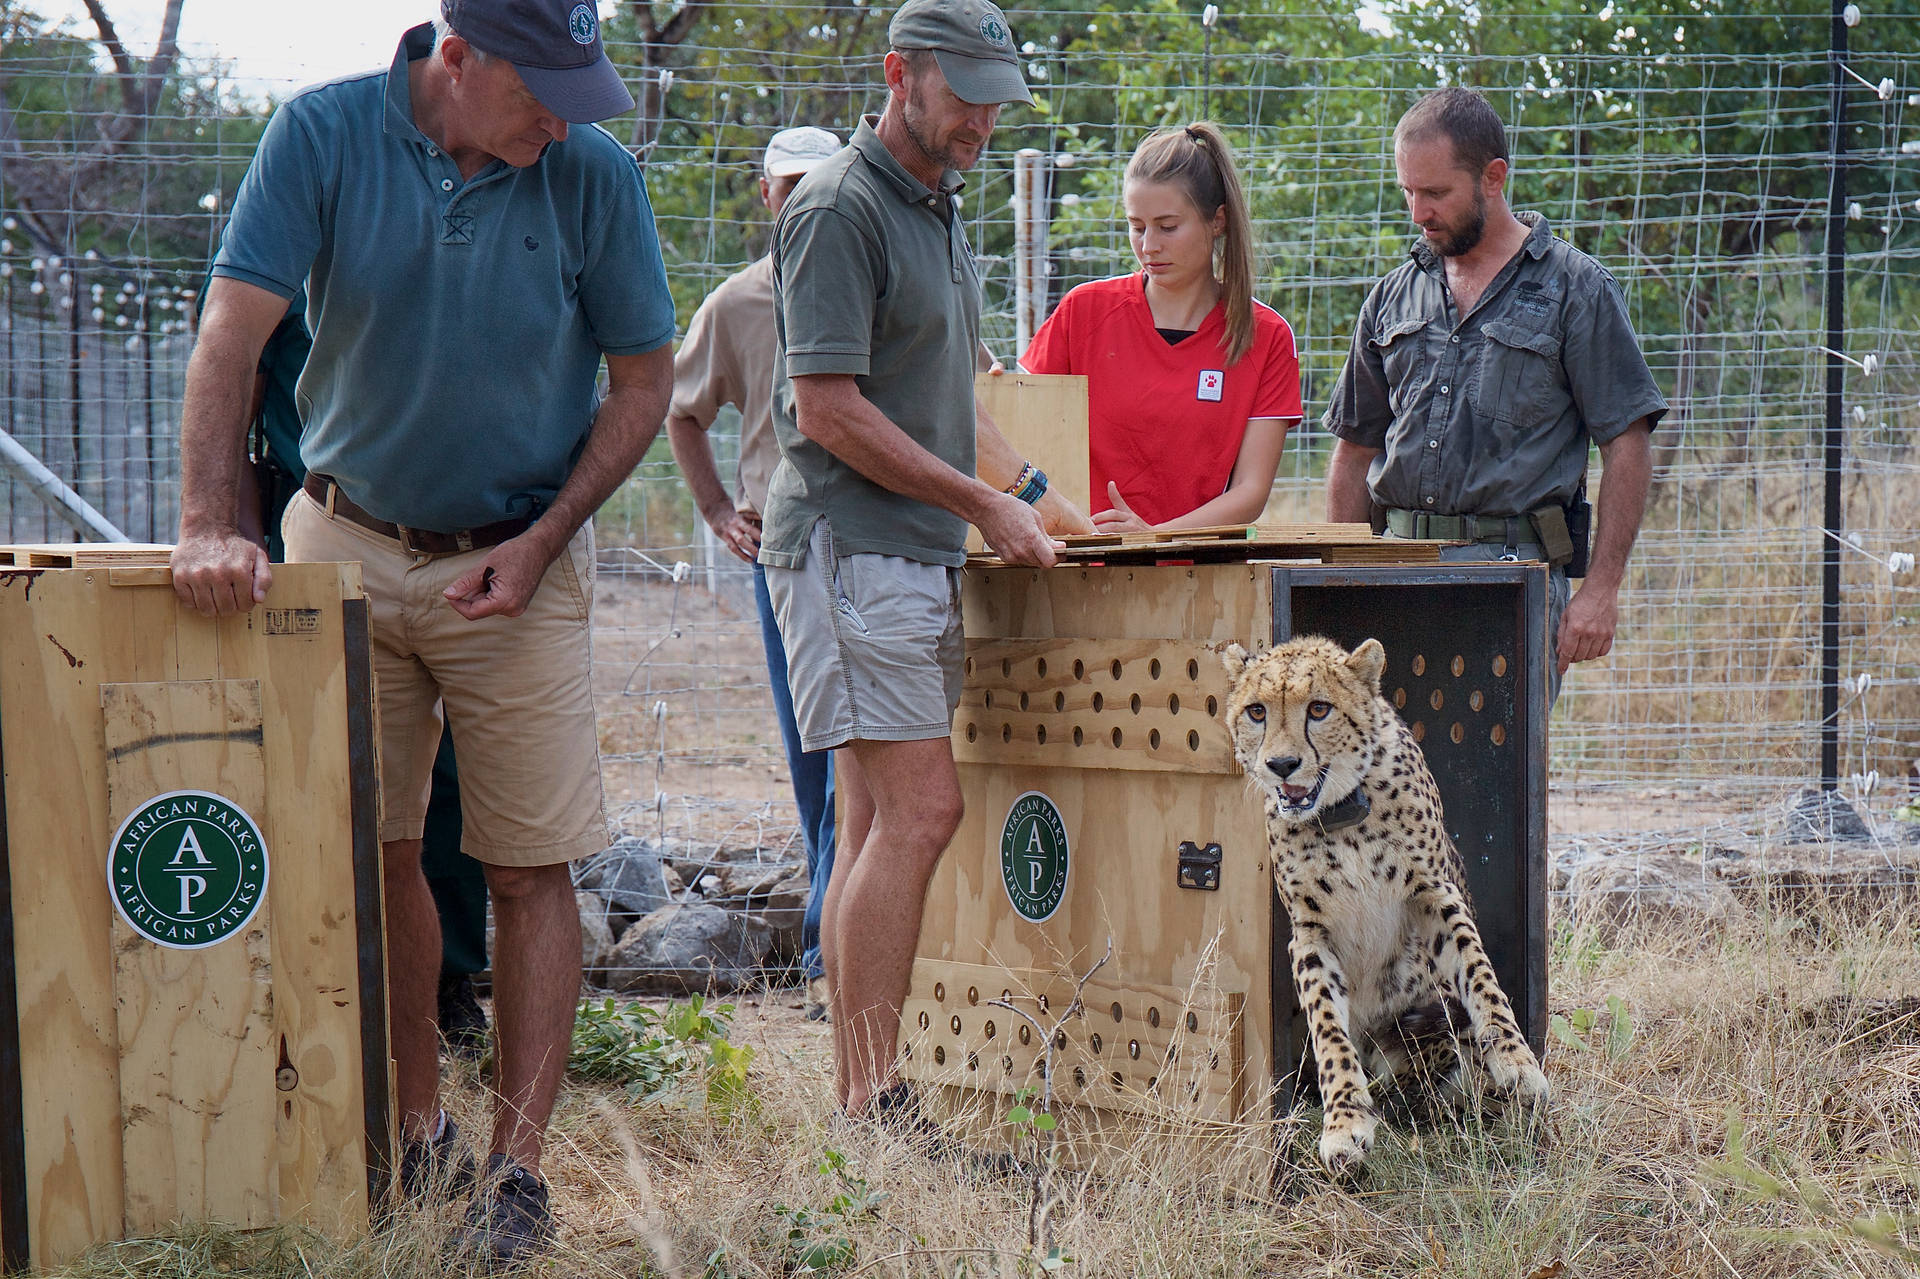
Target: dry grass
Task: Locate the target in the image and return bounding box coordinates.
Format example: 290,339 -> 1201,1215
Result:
38,890 -> 1920,1279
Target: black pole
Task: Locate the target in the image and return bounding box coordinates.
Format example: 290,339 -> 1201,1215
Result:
1820,0 -> 1848,791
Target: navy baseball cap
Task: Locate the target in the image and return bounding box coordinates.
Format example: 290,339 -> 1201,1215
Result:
441,0 -> 635,123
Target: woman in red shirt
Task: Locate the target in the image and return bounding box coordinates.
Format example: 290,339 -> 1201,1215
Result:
1021,122 -> 1302,532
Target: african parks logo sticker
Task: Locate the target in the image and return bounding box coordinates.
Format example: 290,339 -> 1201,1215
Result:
568,2 -> 598,44
1000,790 -> 1069,923
108,790 -> 269,950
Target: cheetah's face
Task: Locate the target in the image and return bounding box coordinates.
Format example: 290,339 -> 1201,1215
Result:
1220,636 -> 1388,825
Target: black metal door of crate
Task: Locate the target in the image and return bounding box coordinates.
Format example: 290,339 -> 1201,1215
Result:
1266,563 -> 1549,1105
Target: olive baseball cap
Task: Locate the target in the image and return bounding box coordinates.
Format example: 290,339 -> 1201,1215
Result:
441,0 -> 636,123
888,0 -> 1033,107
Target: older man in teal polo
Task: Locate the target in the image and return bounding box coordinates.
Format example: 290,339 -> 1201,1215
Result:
170,0 -> 673,1261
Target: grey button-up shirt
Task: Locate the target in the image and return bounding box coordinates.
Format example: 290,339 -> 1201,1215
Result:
1323,212 -> 1667,518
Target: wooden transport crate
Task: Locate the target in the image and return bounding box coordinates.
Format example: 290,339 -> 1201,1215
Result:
0,554 -> 389,1272
900,558 -> 1548,1166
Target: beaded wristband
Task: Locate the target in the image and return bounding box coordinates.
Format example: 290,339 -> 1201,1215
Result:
1012,467 -> 1049,505
1003,461 -> 1036,496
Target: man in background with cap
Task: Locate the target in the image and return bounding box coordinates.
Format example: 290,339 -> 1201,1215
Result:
170,0 -> 674,1260
760,0 -> 1091,1121
667,124 -> 844,1024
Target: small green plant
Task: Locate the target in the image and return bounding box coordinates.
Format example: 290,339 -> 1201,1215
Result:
569,994 -> 755,1112
1548,993 -> 1633,1058
772,1149 -> 890,1274
1005,1086 -> 1059,1137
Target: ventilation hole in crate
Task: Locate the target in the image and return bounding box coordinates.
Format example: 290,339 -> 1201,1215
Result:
1189,1082 -> 1201,1100
967,1052 -> 978,1071
1111,727 -> 1124,747
1003,1056 -> 1014,1075
1002,723 -> 1012,743
1412,722 -> 1427,743
1111,659 -> 1123,680
1149,658 -> 1162,679
967,986 -> 979,1006
1036,725 -> 1047,745
983,1019 -> 996,1039
950,1014 -> 963,1035
1188,1011 -> 1200,1033
1187,658 -> 1200,680
1054,690 -> 1066,712
1491,724 -> 1508,746
1130,693 -> 1142,715
918,1011 -> 930,1030
965,657 -> 974,675
1073,1067 -> 1087,1088
1169,693 -> 1181,714
1210,1051 -> 1220,1070
1054,1031 -> 1068,1051
1206,695 -> 1219,716
1147,1076 -> 1159,1093
1110,1001 -> 1124,1023
1073,659 -> 1085,680
984,691 -> 994,709
934,1046 -> 946,1065
901,1044 -> 912,1060
1110,1071 -> 1124,1090
1091,691 -> 1104,712
1187,730 -> 1200,751
1393,688 -> 1407,709
1451,654 -> 1466,677
965,723 -> 977,743
1129,1039 -> 1141,1060
1411,654 -> 1427,676
1090,1033 -> 1103,1054
1037,993 -> 1050,1012
1019,1025 -> 1032,1045
1492,654 -> 1508,677
1073,726 -> 1084,746
1002,988 -> 1013,1000
1001,658 -> 1011,677
1019,691 -> 1029,711
1149,729 -> 1162,749
1450,722 -> 1465,744
1469,690 -> 1485,712
1429,689 -> 1444,710
934,982 -> 945,1002
1036,658 -> 1047,678
1148,1006 -> 1162,1028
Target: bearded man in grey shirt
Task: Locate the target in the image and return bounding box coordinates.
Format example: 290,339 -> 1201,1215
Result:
1324,87 -> 1667,692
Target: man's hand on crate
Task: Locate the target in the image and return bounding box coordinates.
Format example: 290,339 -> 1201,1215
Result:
170,530 -> 272,617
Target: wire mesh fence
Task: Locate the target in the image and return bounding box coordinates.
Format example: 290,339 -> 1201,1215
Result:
4,5 -> 1920,973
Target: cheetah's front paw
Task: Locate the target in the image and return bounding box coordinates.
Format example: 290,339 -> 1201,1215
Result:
1484,1042 -> 1550,1107
1317,1110 -> 1377,1177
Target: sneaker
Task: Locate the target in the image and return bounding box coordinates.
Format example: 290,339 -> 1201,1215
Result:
455,1153 -> 555,1266
397,1114 -> 479,1203
438,972 -> 490,1062
804,976 -> 832,1023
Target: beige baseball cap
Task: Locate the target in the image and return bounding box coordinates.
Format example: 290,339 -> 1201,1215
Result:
888,0 -> 1033,107
763,126 -> 842,178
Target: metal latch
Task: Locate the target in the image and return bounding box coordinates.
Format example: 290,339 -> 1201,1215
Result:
1176,841 -> 1222,891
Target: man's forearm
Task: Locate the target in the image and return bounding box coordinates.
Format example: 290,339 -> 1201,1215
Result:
177,335 -> 262,538
1583,422 -> 1654,591
1325,439 -> 1379,523
666,412 -> 737,525
535,346 -> 674,555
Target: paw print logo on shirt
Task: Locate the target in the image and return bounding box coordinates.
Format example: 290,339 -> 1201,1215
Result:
1197,369 -> 1224,402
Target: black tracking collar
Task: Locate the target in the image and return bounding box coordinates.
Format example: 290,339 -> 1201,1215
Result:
1313,788 -> 1371,835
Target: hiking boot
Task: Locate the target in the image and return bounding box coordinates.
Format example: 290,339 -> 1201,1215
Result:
438,972 -> 490,1062
804,976 -> 832,1023
397,1114 -> 479,1203
455,1153 -> 555,1266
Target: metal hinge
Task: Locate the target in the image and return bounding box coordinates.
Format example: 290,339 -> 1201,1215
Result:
1176,841 -> 1222,891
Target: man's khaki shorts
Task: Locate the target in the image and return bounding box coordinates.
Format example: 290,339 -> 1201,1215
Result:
283,489 -> 608,866
764,519 -> 965,753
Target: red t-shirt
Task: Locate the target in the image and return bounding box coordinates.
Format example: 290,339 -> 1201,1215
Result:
1021,273 -> 1302,527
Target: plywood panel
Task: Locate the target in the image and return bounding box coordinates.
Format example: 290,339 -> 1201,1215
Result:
951,638 -> 1238,774
974,373 -> 1090,512
960,564 -> 1272,646
101,680 -> 275,1234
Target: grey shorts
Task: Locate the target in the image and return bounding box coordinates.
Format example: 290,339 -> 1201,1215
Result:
764,519 -> 965,753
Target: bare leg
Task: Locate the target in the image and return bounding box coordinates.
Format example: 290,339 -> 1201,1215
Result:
383,836 -> 443,1141
483,861 -> 582,1177
822,745 -> 877,1111
833,736 -> 963,1116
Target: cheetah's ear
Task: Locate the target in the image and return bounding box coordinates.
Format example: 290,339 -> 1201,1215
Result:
1346,638 -> 1387,690
1221,642 -> 1254,679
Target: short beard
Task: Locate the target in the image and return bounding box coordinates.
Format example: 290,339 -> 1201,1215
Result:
1433,185 -> 1488,257
902,81 -> 973,174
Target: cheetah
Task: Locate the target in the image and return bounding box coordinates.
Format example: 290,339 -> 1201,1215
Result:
1222,634 -> 1548,1175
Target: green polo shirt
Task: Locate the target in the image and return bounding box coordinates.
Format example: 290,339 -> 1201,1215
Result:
759,118 -> 982,569
211,23 -> 675,533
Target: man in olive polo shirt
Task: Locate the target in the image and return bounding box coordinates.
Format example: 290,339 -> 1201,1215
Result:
171,0 -> 674,1261
1325,87 -> 1667,695
760,0 -> 1077,1119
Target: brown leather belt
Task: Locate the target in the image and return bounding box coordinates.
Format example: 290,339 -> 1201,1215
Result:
303,474 -> 535,556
